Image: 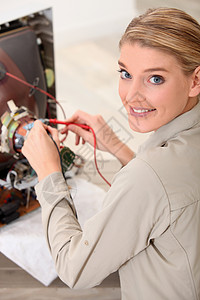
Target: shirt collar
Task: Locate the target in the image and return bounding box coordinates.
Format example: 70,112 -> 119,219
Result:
138,101 -> 200,153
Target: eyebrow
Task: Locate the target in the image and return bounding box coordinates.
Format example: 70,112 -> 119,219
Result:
118,61 -> 127,68
144,68 -> 169,73
118,61 -> 169,73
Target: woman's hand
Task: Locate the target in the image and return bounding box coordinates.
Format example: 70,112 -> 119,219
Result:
21,120 -> 62,181
61,110 -> 135,166
61,110 -> 119,152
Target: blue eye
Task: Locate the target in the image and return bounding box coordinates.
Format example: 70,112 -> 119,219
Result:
118,69 -> 132,79
149,75 -> 164,85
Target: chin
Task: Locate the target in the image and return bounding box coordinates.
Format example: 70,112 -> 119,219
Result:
128,121 -> 154,133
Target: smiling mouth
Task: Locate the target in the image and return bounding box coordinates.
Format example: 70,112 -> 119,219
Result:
130,107 -> 156,116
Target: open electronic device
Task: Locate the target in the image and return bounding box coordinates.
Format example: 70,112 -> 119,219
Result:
0,7 -> 83,225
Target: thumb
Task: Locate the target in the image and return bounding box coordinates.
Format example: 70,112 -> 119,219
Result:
47,126 -> 60,148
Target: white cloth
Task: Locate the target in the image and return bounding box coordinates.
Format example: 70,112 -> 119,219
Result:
0,177 -> 106,286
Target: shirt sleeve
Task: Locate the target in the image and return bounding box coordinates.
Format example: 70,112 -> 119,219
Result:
35,158 -> 170,289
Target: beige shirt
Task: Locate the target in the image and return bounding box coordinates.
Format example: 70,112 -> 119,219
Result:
35,102 -> 200,300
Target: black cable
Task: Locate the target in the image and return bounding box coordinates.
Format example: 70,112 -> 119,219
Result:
48,133 -> 66,179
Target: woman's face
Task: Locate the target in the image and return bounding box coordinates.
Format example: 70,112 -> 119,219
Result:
118,42 -> 198,133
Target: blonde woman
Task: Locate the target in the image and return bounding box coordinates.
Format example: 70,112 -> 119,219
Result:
22,8 -> 200,300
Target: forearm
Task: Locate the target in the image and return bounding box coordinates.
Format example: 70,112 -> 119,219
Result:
35,172 -> 114,289
35,172 -> 85,287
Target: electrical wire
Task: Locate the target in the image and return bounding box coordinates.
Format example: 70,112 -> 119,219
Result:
4,71 -> 66,119
2,70 -> 111,187
48,132 -> 66,179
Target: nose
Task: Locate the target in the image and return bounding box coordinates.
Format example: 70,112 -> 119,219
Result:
126,80 -> 146,104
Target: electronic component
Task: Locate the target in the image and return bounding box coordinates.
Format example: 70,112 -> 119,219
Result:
0,100 -> 36,156
0,9 -> 59,225
1,211 -> 20,224
0,200 -> 20,224
0,185 -> 40,226
60,147 -> 76,173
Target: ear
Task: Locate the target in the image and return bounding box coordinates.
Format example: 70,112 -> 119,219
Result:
189,66 -> 200,97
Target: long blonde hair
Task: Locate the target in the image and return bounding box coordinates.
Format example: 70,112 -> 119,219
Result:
120,7 -> 200,75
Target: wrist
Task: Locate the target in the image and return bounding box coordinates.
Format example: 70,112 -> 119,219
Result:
110,142 -> 135,166
38,166 -> 62,182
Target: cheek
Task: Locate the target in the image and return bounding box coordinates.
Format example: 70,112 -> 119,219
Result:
150,83 -> 178,108
118,82 -> 126,104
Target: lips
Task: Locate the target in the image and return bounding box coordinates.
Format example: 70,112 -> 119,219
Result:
130,107 -> 156,117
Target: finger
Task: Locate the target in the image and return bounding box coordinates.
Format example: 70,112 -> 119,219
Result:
75,134 -> 80,145
66,110 -> 92,125
47,125 -> 59,138
34,119 -> 46,130
60,126 -> 68,135
47,126 -> 60,148
68,124 -> 93,146
68,124 -> 90,140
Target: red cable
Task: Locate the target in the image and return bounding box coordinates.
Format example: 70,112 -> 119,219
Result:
49,119 -> 111,187
5,71 -> 66,119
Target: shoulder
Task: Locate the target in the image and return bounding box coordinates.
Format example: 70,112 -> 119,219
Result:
136,133 -> 200,209
137,128 -> 200,182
